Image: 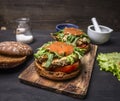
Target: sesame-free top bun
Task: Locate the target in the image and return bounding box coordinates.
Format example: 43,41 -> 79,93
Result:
34,61 -> 81,81
0,41 -> 33,69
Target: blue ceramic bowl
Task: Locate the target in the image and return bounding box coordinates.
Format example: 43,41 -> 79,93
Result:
56,23 -> 79,31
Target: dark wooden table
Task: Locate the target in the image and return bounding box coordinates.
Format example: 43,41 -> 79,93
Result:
0,30 -> 120,101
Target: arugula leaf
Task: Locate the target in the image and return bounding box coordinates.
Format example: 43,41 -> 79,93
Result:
44,54 -> 54,68
72,37 -> 79,46
34,48 -> 47,58
74,47 -> 85,57
97,52 -> 120,81
34,41 -> 85,69
66,55 -> 75,64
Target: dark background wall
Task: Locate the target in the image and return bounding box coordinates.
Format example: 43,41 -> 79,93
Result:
0,0 -> 120,31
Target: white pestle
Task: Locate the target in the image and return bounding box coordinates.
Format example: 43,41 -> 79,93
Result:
91,17 -> 102,32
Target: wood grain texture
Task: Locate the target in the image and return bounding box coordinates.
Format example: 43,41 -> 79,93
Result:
19,44 -> 97,99
0,0 -> 120,31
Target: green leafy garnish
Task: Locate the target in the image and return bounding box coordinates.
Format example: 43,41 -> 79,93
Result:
44,54 -> 54,68
97,52 -> 120,81
52,29 -> 90,46
34,41 -> 85,69
66,54 -> 75,64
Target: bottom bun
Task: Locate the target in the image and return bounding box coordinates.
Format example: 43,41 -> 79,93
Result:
34,61 -> 81,81
0,55 -> 26,69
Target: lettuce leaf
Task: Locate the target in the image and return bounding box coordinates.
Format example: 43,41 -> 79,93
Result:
97,52 -> 120,81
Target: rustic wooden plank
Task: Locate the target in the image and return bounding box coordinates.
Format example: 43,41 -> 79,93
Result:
0,0 -> 120,30
19,44 -> 98,99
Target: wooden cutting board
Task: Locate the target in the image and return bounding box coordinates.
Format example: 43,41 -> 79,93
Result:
19,44 -> 97,99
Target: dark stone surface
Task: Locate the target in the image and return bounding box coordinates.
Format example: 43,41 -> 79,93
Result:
0,30 -> 120,101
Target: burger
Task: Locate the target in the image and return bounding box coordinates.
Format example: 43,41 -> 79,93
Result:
51,27 -> 91,52
0,41 -> 33,69
34,41 -> 85,80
